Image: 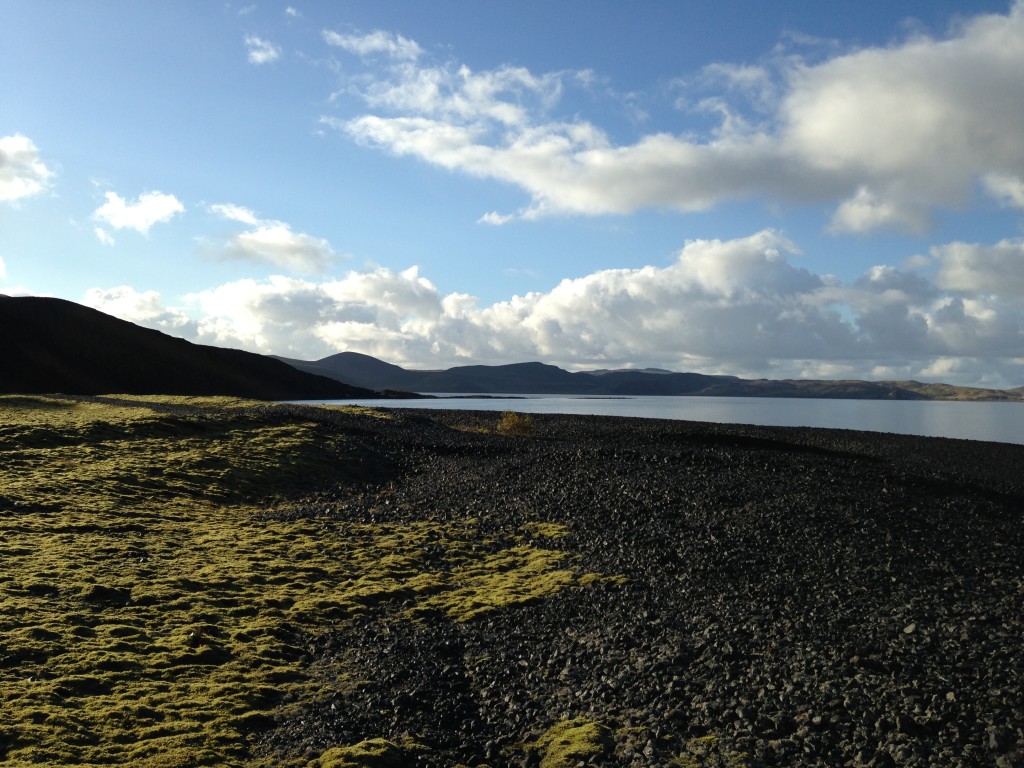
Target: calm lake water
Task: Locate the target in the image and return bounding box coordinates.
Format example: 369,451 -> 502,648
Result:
302,394 -> 1024,446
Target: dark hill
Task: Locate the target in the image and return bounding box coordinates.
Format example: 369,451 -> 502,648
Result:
276,351 -> 419,392
285,354 -> 739,395
0,295 -> 374,399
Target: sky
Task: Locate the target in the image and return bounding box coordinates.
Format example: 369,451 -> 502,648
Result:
3,1 -> 1024,387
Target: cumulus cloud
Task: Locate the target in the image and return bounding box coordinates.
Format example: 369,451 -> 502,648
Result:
104,230 -> 1019,387
0,134 -> 54,202
83,286 -> 197,336
983,173 -> 1024,210
245,35 -> 281,64
207,203 -> 337,272
323,4 -> 1024,231
934,239 -> 1024,299
94,227 -> 115,245
828,186 -> 931,235
92,190 -> 184,234
323,29 -> 423,61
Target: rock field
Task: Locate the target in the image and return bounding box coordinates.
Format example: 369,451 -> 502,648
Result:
258,405 -> 1024,767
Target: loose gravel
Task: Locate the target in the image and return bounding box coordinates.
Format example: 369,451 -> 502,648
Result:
255,406 -> 1024,767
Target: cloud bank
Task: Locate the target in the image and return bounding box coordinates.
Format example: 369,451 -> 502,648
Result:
85,231 -> 1024,389
322,3 -> 1024,231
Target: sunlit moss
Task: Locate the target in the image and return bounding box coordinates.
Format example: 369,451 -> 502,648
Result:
321,404 -> 393,419
521,521 -> 570,539
533,718 -> 613,767
0,395 -> 602,766
315,737 -> 424,767
413,545 -> 576,622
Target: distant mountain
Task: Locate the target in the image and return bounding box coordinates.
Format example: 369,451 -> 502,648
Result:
0,295 -> 375,399
275,351 -> 419,392
281,352 -> 732,395
281,350 -> 1024,402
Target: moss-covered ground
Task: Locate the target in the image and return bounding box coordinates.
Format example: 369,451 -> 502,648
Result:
0,395 -> 593,767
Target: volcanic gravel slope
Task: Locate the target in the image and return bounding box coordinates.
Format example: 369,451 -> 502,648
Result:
256,406 -> 1024,768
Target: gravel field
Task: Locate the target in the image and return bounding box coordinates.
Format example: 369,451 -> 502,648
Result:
249,405 -> 1024,767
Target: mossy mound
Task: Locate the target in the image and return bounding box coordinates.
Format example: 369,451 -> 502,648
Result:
316,737 -> 418,767
534,718 -> 613,767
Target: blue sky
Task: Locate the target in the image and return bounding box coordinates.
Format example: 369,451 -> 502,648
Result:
3,1 -> 1023,387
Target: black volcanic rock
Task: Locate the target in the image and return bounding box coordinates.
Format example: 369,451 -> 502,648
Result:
0,295 -> 374,399
254,405 -> 1024,767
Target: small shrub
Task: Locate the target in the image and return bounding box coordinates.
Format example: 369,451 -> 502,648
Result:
496,411 -> 535,437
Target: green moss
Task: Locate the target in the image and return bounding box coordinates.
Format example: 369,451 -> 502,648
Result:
533,718 -> 613,767
315,738 -> 414,767
414,545 -> 576,622
322,405 -> 393,419
521,521 -> 570,539
0,395 -> 608,766
672,733 -> 751,767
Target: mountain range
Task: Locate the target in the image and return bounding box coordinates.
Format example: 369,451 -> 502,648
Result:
3,295 -> 1020,402
0,295 -> 373,399
279,351 -> 1024,402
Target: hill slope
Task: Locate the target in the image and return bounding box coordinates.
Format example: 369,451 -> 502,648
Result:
0,295 -> 373,399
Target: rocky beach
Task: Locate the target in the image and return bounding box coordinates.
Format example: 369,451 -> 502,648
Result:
1,395 -> 1022,767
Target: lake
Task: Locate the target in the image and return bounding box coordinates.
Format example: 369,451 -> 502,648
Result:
300,394 -> 1024,446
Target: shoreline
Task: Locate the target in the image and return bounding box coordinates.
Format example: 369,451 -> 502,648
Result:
296,396 -> 1024,447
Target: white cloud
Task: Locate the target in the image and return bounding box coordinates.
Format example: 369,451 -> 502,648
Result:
83,286 -> 197,336
285,7 -> 300,18
245,35 -> 281,65
116,230 -> 1022,387
828,186 -> 931,234
222,225 -> 334,272
324,4 -> 1024,231
92,190 -> 184,234
94,227 -> 115,245
695,62 -> 778,114
934,239 -> 1024,298
983,173 -> 1024,210
209,202 -> 260,225
323,29 -> 423,61
0,134 -> 54,202
208,203 -> 337,272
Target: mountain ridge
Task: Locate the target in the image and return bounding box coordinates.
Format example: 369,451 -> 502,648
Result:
280,350 -> 1024,401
